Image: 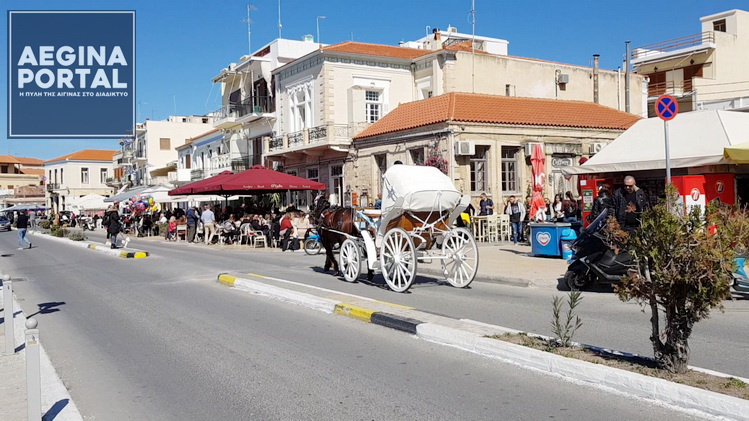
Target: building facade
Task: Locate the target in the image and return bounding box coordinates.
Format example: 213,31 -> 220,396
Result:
0,155 -> 44,208
45,150 -> 116,213
632,9 -> 749,115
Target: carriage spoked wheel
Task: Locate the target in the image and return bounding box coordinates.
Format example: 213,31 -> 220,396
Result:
441,227 -> 479,288
339,238 -> 362,283
380,228 -> 417,293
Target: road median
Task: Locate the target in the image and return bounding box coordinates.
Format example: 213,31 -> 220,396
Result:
28,230 -> 149,258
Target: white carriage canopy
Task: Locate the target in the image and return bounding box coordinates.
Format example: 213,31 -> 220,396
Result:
561,110 -> 749,175
381,165 -> 462,214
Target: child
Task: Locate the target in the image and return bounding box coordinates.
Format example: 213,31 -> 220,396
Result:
167,216 -> 177,240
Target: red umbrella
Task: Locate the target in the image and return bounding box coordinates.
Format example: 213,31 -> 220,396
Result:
196,165 -> 326,195
530,144 -> 547,221
168,170 -> 234,196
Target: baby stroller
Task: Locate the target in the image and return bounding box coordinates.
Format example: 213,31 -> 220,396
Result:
165,221 -> 178,241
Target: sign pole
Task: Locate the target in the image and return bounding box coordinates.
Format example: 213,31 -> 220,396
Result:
664,120 -> 671,185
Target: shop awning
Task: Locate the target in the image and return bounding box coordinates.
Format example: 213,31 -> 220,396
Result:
724,141 -> 749,164
104,185 -> 151,202
561,110 -> 749,175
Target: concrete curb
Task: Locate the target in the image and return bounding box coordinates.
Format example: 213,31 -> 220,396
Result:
218,273 -> 749,421
418,266 -> 532,287
2,287 -> 83,420
28,231 -> 149,258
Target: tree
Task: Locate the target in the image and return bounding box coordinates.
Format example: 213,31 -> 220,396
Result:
610,189 -> 749,373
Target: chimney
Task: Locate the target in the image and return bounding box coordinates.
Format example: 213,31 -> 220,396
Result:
433,28 -> 441,41
593,54 -> 600,104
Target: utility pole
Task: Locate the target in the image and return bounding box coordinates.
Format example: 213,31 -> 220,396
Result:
277,0 -> 282,38
243,5 -> 256,55
470,0 -> 476,93
316,16 -> 326,47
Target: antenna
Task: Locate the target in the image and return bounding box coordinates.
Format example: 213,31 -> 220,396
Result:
243,4 -> 257,54
278,0 -> 282,38
316,16 -> 326,47
470,0 -> 476,93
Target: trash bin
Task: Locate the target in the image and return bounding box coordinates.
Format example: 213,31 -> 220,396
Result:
560,228 -> 578,261
529,222 -> 571,257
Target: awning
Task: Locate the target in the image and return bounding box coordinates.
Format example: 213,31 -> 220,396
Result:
104,185 -> 151,202
196,165 -> 326,195
561,110 -> 749,175
724,141 -> 749,164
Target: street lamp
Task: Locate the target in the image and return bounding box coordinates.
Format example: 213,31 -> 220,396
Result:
316,16 -> 326,47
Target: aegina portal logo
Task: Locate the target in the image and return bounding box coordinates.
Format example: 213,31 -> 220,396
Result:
8,11 -> 135,138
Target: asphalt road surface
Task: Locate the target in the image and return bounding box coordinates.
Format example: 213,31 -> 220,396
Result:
0,231 -> 712,420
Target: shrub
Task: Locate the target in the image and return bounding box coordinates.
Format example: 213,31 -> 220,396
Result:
50,225 -> 67,237
68,232 -> 87,241
39,220 -> 51,229
551,291 -> 583,347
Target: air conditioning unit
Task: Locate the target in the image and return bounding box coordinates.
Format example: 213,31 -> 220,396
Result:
454,140 -> 475,156
524,142 -> 541,156
589,142 -> 606,154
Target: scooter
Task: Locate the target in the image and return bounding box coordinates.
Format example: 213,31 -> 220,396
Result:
564,209 -> 633,291
304,229 -> 323,255
80,216 -> 96,231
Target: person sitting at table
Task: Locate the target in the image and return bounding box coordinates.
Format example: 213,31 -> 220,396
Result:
221,215 -> 240,244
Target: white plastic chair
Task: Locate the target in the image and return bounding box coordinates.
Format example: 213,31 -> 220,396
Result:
252,231 -> 268,248
498,214 -> 511,242
485,214 -> 499,242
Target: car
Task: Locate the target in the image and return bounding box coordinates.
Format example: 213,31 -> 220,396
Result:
0,216 -> 11,231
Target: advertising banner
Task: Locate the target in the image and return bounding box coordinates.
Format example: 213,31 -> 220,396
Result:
8,11 -> 136,138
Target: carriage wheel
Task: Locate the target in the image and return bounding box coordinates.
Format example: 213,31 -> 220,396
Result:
441,227 -> 479,288
380,228 -> 417,293
339,239 -> 362,283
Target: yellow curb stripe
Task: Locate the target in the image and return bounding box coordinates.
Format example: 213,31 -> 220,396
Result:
88,244 -> 97,250
371,300 -> 414,310
218,274 -> 237,287
119,251 -> 129,258
133,252 -> 149,258
334,303 -> 376,322
246,273 -> 268,279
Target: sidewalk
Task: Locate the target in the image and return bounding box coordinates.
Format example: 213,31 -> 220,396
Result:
0,285 -> 82,420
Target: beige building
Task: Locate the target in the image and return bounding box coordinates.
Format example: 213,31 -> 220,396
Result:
0,155 -> 44,207
632,9 -> 749,115
45,150 -> 117,212
266,38 -> 647,208
351,93 -> 640,208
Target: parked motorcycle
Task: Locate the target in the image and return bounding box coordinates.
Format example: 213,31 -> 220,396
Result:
80,216 -> 96,231
304,229 -> 323,255
731,257 -> 749,293
564,209 -> 633,291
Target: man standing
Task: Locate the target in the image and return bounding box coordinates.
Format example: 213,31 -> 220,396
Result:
201,204 -> 216,245
504,196 -> 526,245
16,210 -> 32,250
478,193 -> 494,216
614,175 -> 649,233
29,210 -> 37,232
186,206 -> 199,243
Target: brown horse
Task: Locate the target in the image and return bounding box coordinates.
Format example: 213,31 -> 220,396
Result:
318,207 -> 357,275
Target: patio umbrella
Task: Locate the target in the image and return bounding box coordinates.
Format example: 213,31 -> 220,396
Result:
168,171 -> 234,196
196,165 -> 326,195
529,144 -> 547,221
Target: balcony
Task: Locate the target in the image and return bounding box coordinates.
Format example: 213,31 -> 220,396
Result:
647,79 -> 694,98
212,105 -> 241,129
190,169 -> 205,181
632,31 -> 716,65
208,155 -> 231,176
265,124 -> 352,158
105,177 -> 125,189
46,183 -> 60,192
231,157 -> 251,172
236,96 -> 275,124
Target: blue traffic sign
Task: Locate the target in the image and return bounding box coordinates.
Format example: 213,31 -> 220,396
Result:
655,95 -> 679,121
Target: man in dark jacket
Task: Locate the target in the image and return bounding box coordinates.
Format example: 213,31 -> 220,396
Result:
589,184 -> 615,222
613,176 -> 649,233
104,202 -> 122,249
186,206 -> 200,243
16,210 -> 32,250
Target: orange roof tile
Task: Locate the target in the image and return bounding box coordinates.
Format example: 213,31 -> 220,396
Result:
354,93 -> 641,140
0,155 -> 22,164
20,168 -> 44,177
322,41 -> 431,60
14,156 -> 44,165
45,149 -> 117,164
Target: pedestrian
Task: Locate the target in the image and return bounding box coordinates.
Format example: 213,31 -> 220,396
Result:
552,194 -> 564,221
544,197 -> 552,221
562,191 -> 578,222
456,201 -> 475,228
201,204 -> 216,245
613,175 -> 650,233
504,195 -> 526,245
186,206 -> 200,243
29,210 -> 37,231
588,184 -> 615,222
16,210 -> 32,250
104,202 -> 123,249
478,192 -> 494,216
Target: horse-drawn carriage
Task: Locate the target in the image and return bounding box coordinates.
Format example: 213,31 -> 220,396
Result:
322,165 -> 479,293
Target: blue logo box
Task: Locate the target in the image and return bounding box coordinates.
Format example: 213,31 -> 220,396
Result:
8,11 -> 135,138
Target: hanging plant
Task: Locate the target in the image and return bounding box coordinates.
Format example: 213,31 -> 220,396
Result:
424,154 -> 449,174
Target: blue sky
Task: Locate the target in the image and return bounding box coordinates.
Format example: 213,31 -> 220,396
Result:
2,0 -> 746,160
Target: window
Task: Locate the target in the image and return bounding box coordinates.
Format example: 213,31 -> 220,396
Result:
470,146 -> 489,193
410,148 -> 425,165
160,138 -> 171,150
290,87 -> 311,132
0,165 -> 7,174
185,154 -> 191,169
100,168 -> 107,183
713,19 -> 726,32
307,168 -> 319,181
365,90 -> 382,123
501,146 -> 520,193
60,168 -> 64,184
375,154 -> 387,181
81,168 -> 89,184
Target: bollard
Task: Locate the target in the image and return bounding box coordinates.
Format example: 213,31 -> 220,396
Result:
3,274 -> 14,356
25,317 -> 41,421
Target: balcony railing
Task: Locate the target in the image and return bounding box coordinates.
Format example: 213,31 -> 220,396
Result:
235,96 -> 274,117
209,155 -> 231,171
647,80 -> 694,97
231,157 -> 251,172
268,124 -> 352,153
190,169 -> 205,181
46,183 -> 59,192
288,131 -> 304,147
632,31 -> 715,61
269,137 -> 284,152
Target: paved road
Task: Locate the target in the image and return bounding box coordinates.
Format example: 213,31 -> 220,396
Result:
85,229 -> 749,378
0,231 -> 709,420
